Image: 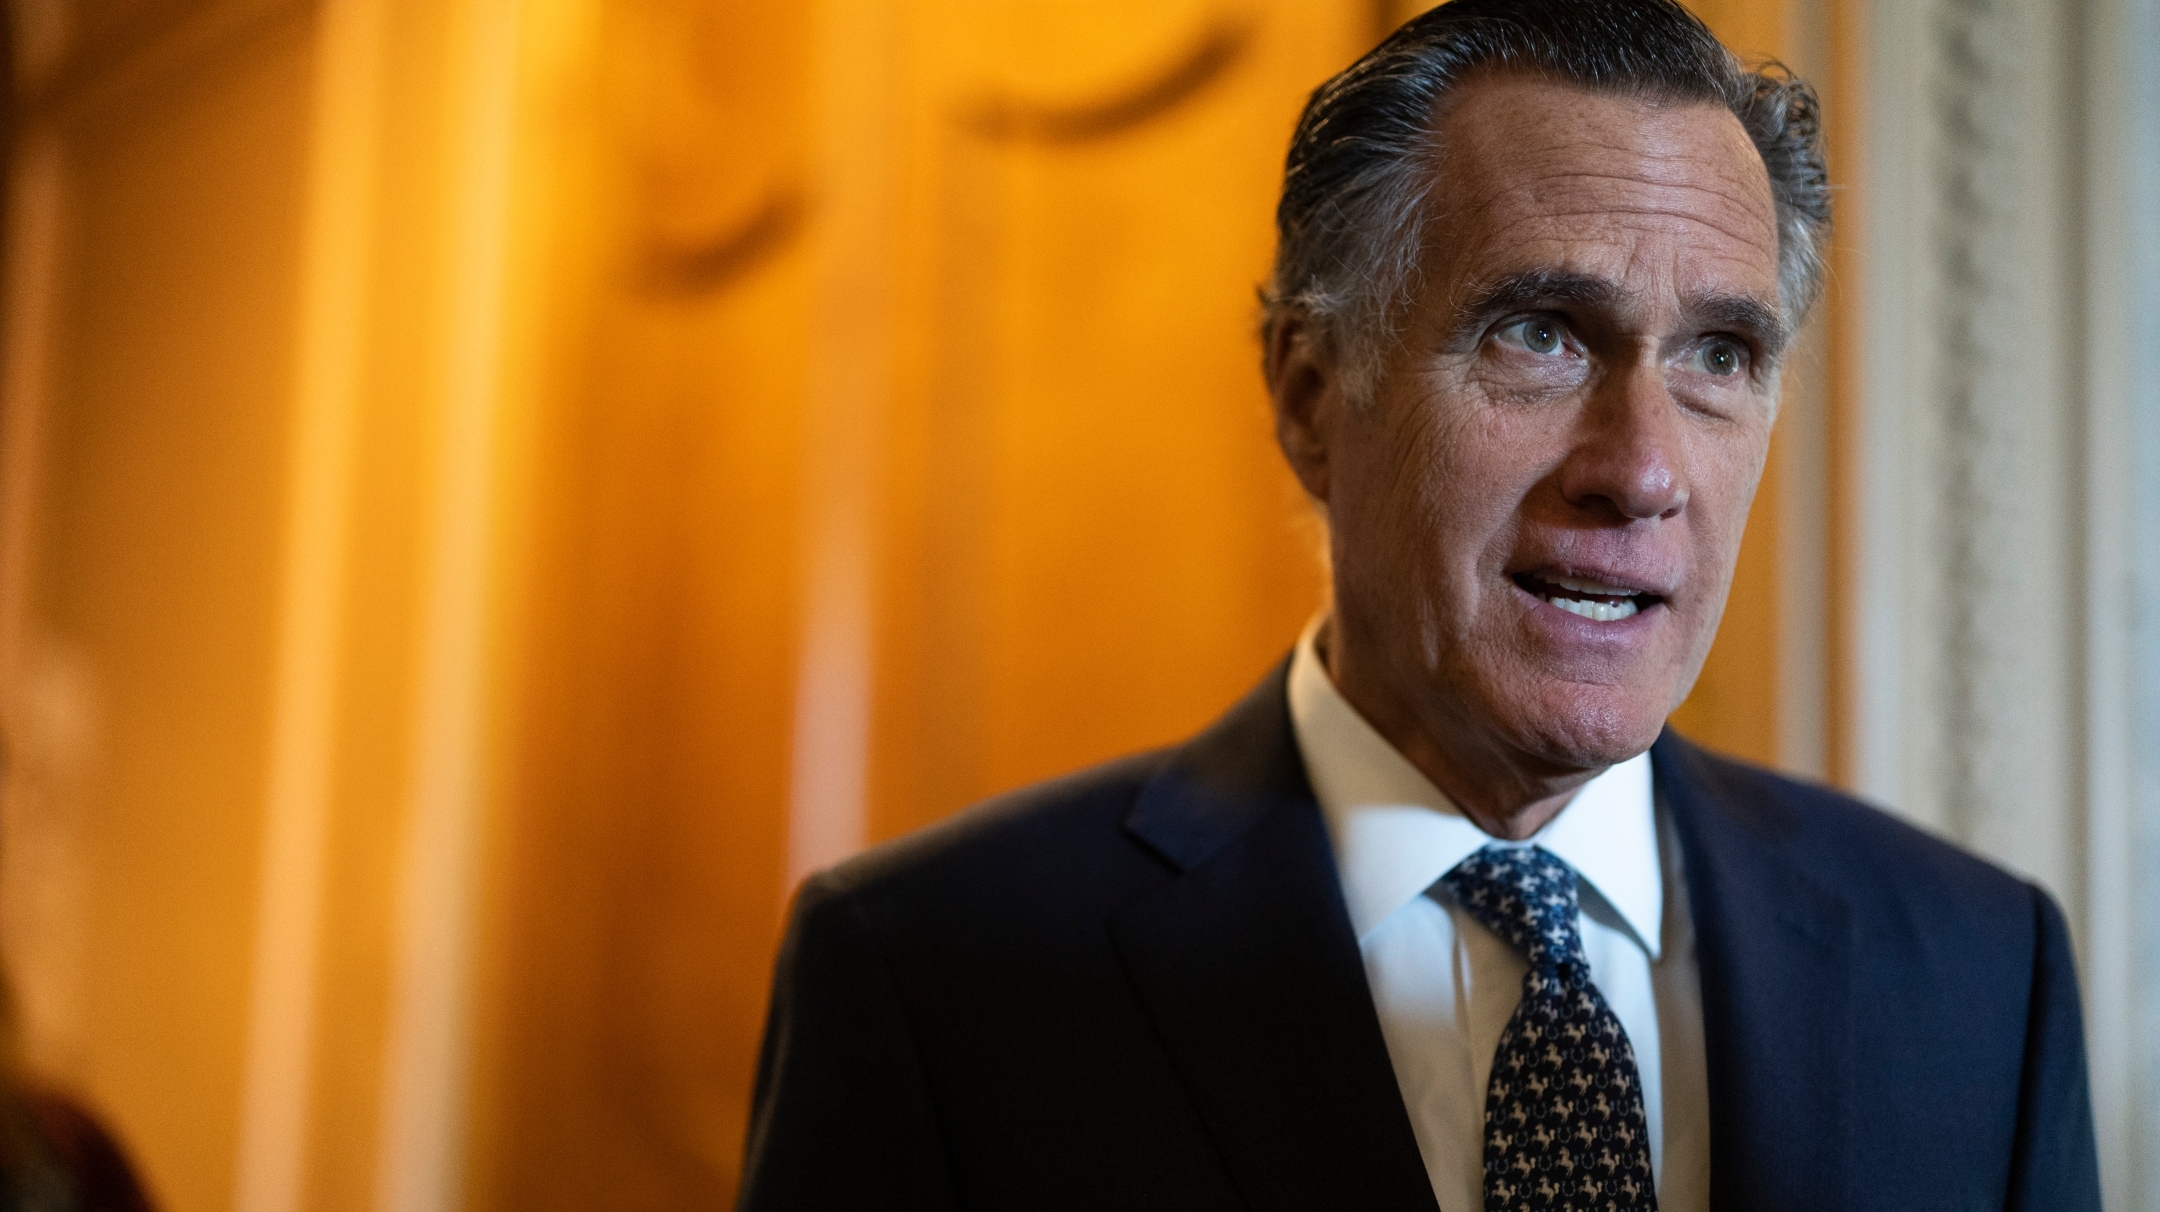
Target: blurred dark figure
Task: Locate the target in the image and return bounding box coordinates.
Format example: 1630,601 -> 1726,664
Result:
0,1081 -> 153,1212
0,951 -> 151,1211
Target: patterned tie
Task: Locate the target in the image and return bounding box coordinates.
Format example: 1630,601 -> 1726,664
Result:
1442,845 -> 1658,1211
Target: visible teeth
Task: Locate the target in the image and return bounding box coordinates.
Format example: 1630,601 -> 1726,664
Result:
1549,574 -> 1638,596
1546,594 -> 1640,622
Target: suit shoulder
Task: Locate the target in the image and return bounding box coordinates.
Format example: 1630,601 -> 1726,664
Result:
1658,735 -> 2042,921
808,748 -> 1175,913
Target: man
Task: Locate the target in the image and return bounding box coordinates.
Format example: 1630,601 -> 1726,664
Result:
739,1 -> 2102,1208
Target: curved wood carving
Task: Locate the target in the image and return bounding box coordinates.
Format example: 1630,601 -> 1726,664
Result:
960,13 -> 1258,145
635,185 -> 807,297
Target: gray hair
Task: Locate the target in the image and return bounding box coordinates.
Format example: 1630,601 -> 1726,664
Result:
1262,0 -> 1832,400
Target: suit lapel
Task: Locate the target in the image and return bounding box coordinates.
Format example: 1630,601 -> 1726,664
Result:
1111,664 -> 1440,1211
1111,672 -> 1860,1211
1654,733 -> 1855,1212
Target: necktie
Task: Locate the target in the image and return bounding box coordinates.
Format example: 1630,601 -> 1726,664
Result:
1442,844 -> 1658,1211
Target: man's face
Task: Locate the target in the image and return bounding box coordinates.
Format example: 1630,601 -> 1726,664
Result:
1277,73 -> 1785,783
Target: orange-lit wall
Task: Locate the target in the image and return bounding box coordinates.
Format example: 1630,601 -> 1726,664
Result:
0,12 -> 318,1211
0,2 -> 1841,1209
469,5 -> 1361,1204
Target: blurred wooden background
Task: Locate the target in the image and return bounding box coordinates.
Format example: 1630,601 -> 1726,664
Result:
0,0 -> 1844,1208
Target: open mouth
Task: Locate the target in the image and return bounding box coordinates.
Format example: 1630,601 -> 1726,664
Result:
1514,572 -> 1662,623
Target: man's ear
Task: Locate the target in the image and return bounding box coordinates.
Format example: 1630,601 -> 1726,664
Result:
1264,312 -> 1343,505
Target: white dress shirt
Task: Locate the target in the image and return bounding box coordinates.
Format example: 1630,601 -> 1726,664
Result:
1286,619 -> 1709,1212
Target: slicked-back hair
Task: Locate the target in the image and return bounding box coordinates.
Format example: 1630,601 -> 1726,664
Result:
1264,0 -> 1831,401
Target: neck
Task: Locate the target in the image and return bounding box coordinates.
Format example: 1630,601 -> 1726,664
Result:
1316,616 -> 1600,841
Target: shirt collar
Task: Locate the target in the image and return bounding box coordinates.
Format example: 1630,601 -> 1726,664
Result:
1286,615 -> 1663,958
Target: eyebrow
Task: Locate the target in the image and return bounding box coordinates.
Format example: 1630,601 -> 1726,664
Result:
1685,293 -> 1791,359
1455,269 -> 1621,327
1450,268 -> 1792,361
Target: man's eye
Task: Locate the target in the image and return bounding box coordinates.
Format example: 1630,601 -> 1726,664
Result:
1690,337 -> 1748,377
1496,317 -> 1566,355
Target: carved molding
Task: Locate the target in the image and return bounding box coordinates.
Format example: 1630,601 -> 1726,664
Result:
1869,0 -> 2158,1196
958,12 -> 1256,146
17,0 -> 308,125
612,0 -> 812,298
1927,0 -> 2025,836
635,184 -> 806,297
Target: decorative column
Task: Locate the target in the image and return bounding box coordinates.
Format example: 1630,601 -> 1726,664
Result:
1856,0 -> 2159,1203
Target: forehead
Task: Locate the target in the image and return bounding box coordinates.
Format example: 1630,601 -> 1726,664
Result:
1428,73 -> 1780,302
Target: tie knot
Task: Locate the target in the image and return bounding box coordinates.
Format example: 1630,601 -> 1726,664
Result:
1441,844 -> 1588,977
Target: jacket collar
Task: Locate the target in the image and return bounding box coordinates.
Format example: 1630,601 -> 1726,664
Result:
1653,731 -> 1856,1212
1113,663 -> 1859,1212
1123,661 -> 1316,870
1114,659 -> 1441,1210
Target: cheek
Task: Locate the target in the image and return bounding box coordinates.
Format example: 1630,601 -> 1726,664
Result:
1356,396 -> 1524,568
1683,422 -> 1773,593
1427,403 -> 1569,552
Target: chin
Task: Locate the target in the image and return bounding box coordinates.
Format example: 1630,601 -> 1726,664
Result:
1491,680 -> 1671,772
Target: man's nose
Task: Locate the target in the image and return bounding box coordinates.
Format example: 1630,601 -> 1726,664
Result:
1556,364 -> 1689,521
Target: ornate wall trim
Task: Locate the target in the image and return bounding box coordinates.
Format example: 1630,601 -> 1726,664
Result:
19,0 -> 312,127
1860,0 -> 2156,1202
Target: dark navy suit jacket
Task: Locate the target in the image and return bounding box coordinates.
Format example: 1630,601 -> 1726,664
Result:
739,663 -> 2102,1210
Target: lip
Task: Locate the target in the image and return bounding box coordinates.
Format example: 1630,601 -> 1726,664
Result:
1509,561 -> 1678,601
1509,577 -> 1669,650
1506,562 -> 1676,648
